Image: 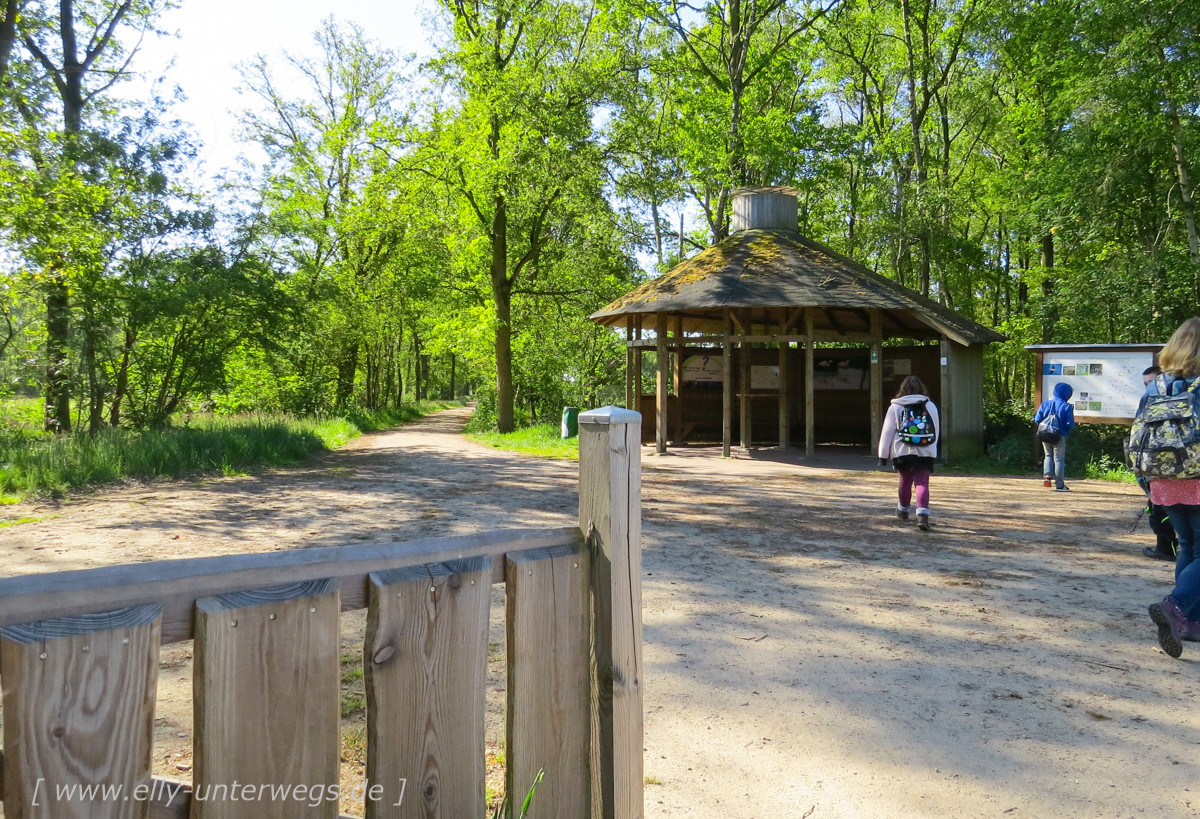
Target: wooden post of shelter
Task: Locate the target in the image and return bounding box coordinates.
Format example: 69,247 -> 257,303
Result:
804,309 -> 815,457
722,311 -> 733,458
578,407 -> 643,819
869,309 -> 883,449
738,312 -> 751,449
940,335 -> 952,462
778,318 -> 790,449
625,317 -> 635,411
655,313 -> 668,454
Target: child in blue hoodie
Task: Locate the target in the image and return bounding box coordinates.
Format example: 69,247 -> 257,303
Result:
1033,382 -> 1076,491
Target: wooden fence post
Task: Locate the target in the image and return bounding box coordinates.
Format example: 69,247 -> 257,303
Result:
193,579 -> 340,819
578,406 -> 643,819
1,605 -> 162,819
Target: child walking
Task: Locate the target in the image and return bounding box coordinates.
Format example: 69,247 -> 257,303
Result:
878,375 -> 941,531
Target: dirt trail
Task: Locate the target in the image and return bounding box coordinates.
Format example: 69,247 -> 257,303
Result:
1,407 -> 1196,818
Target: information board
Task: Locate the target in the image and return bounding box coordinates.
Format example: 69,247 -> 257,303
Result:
1040,350 -> 1155,420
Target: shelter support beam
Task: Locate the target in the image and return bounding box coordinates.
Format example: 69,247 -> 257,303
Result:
869,310 -> 883,449
940,336 -> 952,462
805,310 -> 814,458
739,320 -> 751,449
656,314 -> 667,454
625,318 -> 635,410
779,333 -> 790,449
722,312 -> 732,458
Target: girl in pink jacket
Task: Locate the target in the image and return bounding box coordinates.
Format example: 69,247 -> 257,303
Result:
877,375 -> 941,531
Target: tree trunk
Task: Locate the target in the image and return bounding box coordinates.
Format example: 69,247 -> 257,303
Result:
44,276 -> 70,432
335,341 -> 358,407
1040,234 -> 1056,343
83,318 -> 103,434
109,325 -> 134,427
491,189 -> 515,432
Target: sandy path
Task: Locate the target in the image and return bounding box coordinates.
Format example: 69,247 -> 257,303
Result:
1,407 -> 1197,818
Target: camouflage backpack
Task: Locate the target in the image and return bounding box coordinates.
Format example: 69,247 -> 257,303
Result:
1126,374 -> 1200,479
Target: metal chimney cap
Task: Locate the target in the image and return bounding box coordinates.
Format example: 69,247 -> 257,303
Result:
731,186 -> 801,198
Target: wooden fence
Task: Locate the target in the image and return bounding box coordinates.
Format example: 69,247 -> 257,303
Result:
0,407 -> 643,819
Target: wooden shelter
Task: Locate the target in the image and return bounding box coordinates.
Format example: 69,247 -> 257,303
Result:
590,188 -> 1005,460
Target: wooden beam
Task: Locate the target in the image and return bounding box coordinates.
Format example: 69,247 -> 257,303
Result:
656,313 -> 668,454
625,318 -> 635,411
739,327 -> 751,449
0,527 -> 582,650
2,605 -> 162,819
627,334 -> 811,347
365,560 -> 490,818
505,545 -> 590,818
805,310 -> 815,458
870,309 -> 883,451
577,408 -> 643,819
723,312 -> 733,458
940,336 -> 952,462
194,580 -> 340,819
779,330 -> 790,450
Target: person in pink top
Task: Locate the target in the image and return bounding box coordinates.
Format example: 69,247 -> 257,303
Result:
1145,318 -> 1200,657
878,376 -> 940,532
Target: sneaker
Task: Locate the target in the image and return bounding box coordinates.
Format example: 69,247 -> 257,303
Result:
1043,476 -> 1052,488
1149,599 -> 1186,658
917,513 -> 931,531
897,509 -> 909,521
1055,485 -> 1070,491
1142,546 -> 1176,562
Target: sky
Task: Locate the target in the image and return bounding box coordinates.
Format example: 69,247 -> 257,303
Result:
133,0 -> 441,180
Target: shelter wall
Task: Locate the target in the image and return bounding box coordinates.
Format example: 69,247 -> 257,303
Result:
639,344 -> 943,447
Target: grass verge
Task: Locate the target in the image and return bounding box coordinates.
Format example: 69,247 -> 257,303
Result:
465,424 -> 580,460
0,401 -> 459,499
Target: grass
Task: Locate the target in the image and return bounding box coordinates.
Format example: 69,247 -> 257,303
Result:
466,424 -> 580,460
0,400 -> 459,499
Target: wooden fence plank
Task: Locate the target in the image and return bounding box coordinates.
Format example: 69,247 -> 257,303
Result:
364,557 -> 491,819
505,544 -> 591,818
578,407 -> 644,819
0,527 -> 580,648
1,604 -> 162,819
193,579 -> 340,819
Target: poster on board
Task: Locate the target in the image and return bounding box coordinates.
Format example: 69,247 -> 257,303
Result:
1040,350 -> 1155,420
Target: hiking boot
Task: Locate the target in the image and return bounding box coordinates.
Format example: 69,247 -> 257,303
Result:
897,508 -> 909,521
1043,476 -> 1052,488
1142,546 -> 1176,562
1149,598 -> 1187,658
917,513 -> 931,531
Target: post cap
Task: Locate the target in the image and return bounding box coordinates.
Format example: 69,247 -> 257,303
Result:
578,406 -> 642,426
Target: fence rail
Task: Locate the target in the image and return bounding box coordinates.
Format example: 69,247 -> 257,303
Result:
0,407 -> 643,819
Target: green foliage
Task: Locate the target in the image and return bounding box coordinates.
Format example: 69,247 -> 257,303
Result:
0,404 -> 450,498
466,424 -> 580,460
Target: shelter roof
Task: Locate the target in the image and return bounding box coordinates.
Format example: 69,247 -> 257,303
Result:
591,229 -> 1004,346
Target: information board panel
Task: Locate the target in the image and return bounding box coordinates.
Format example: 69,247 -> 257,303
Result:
1040,350 -> 1155,421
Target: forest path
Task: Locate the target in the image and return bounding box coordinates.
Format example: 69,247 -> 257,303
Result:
0,407 -> 1193,818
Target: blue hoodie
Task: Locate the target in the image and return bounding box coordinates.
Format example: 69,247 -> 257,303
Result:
1034,382 -> 1075,437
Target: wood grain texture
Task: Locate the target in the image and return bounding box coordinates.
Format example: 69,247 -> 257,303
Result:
505,545 -> 591,818
0,527 -> 580,650
578,409 -> 644,819
1,604 -> 162,819
364,558 -> 491,819
193,579 -> 340,819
